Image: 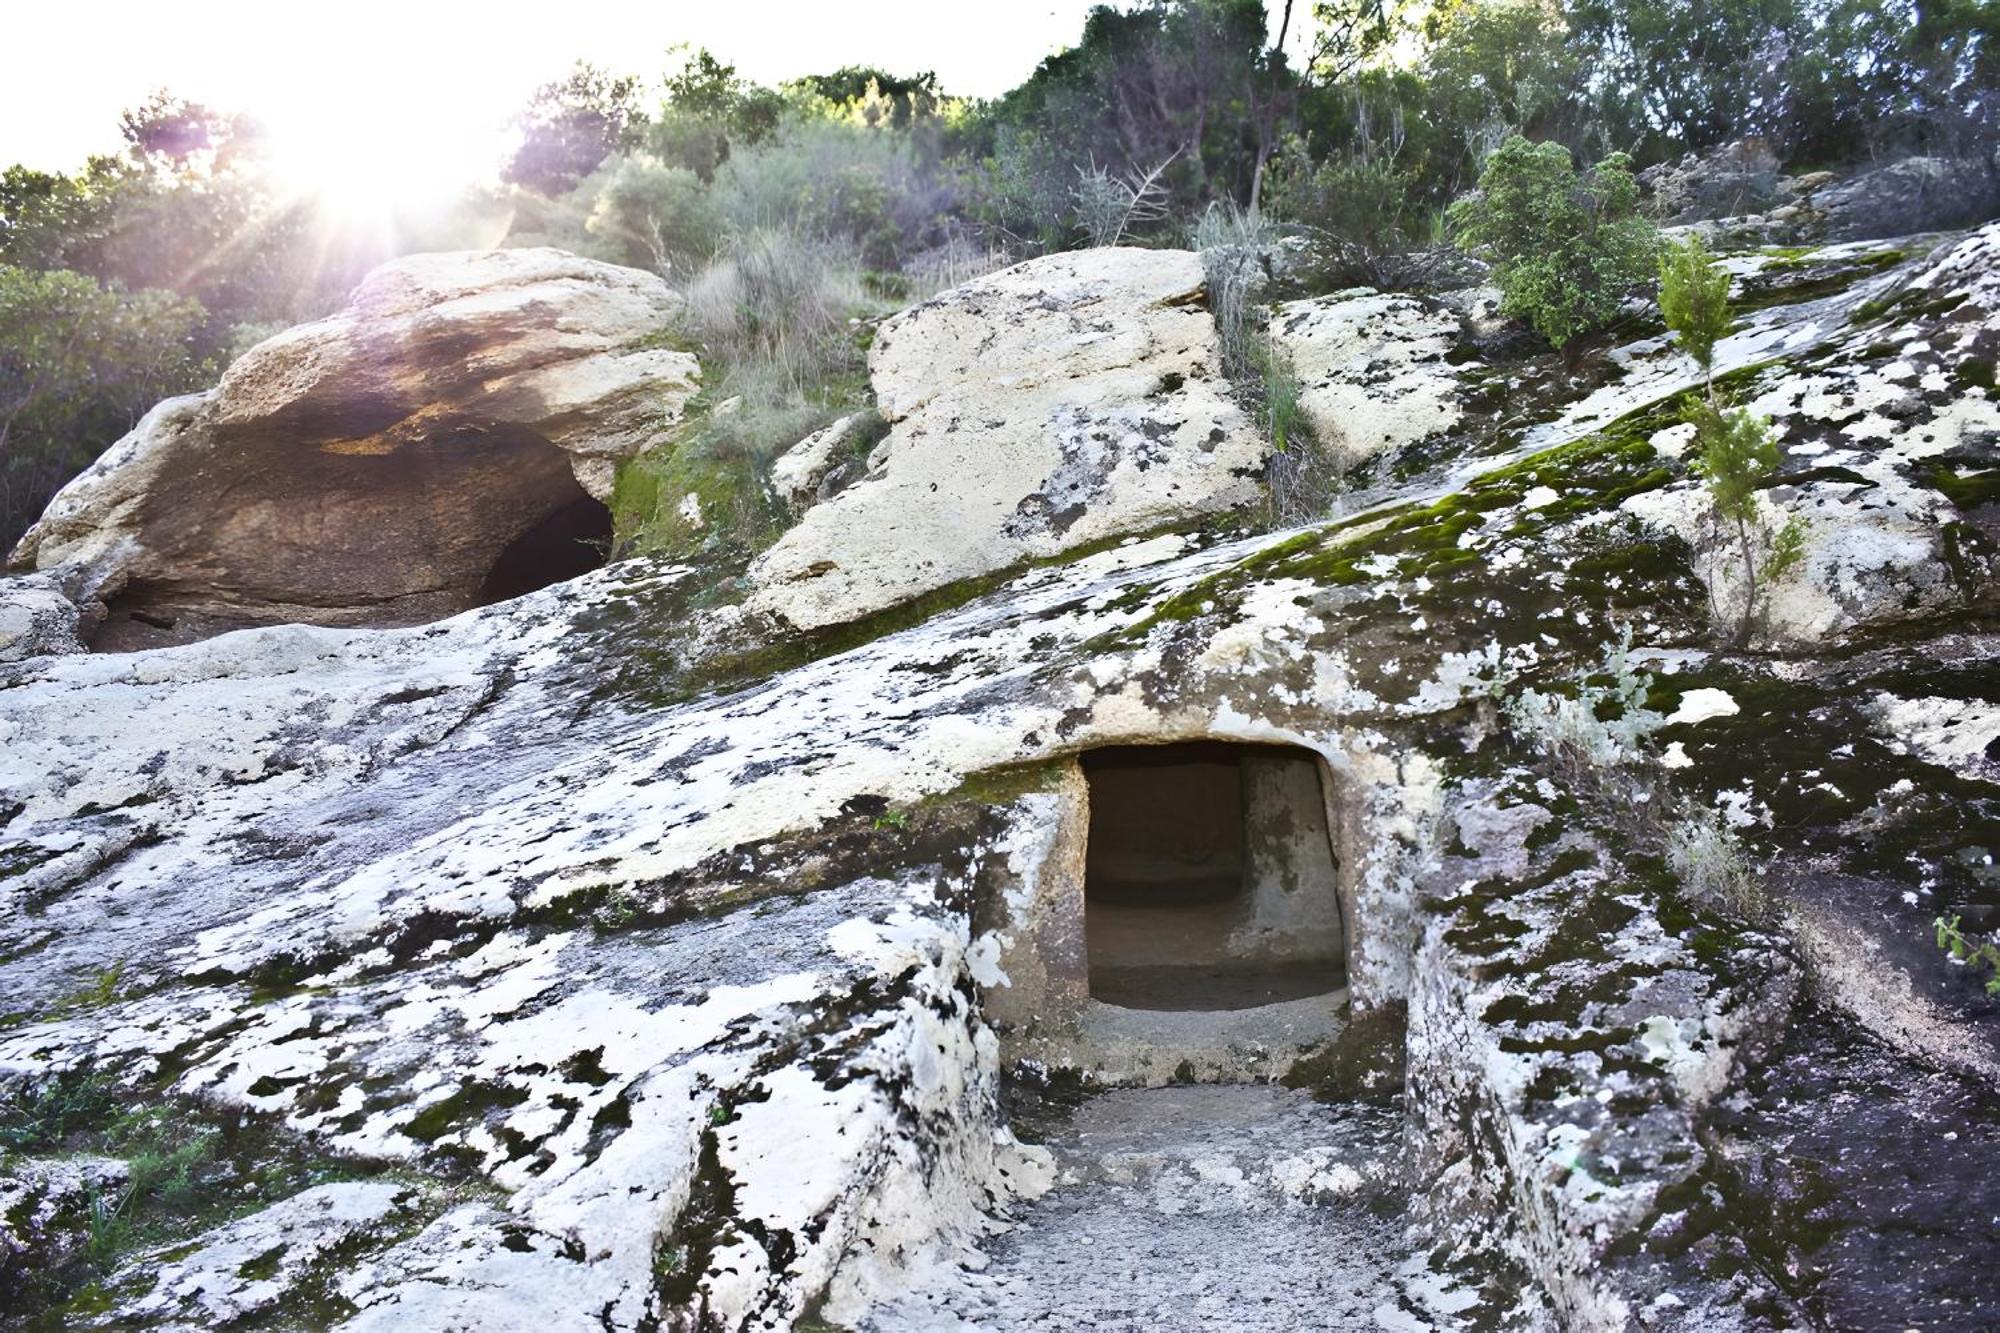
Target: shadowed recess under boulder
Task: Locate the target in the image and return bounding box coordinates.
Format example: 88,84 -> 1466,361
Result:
7,248 -> 698,650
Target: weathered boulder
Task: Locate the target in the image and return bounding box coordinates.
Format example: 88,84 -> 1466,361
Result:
1810,155 -> 2000,242
1270,289 -> 1465,466
1685,153 -> 2000,247
767,411 -> 878,515
1639,137 -> 1783,224
0,571 -> 85,661
746,248 -> 1266,630
9,248 -> 699,649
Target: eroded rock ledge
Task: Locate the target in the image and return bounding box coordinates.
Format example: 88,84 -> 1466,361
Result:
8,248 -> 699,650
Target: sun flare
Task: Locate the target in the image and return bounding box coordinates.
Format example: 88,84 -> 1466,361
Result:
260,104 -> 505,229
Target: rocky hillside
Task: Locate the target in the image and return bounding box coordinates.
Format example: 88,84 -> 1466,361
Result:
1,211 -> 1996,1330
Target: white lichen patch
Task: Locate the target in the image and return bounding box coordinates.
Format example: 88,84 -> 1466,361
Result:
1665,688 -> 1740,727
1872,692 -> 2000,781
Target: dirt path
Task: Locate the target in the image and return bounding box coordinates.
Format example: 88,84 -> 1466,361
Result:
859,1085 -> 1495,1332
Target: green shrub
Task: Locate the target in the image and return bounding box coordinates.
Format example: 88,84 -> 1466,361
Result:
967,125 -> 1075,255
1263,139 -> 1419,281
1449,135 -> 1658,359
584,157 -> 722,278
0,264 -> 212,548
1934,914 -> 2000,996
708,111 -> 960,271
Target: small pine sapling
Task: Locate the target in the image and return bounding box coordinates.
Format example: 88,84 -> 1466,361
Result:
1658,234 -> 1733,397
1687,399 -> 1785,648
1662,234 -> 1807,647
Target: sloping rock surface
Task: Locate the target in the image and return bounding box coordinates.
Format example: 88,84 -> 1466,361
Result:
1,226 -> 1997,1331
10,248 -> 698,648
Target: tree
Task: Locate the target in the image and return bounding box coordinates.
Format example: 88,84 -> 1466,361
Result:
0,159 -> 135,272
1449,135 -> 1657,360
118,92 -> 251,175
644,49 -> 785,183
1562,0 -> 1999,165
0,266 -> 210,546
1658,233 -> 1733,393
1565,0 -> 1799,160
1419,0 -> 1582,183
790,67 -> 943,130
1308,0 -> 1396,83
975,0 -> 1279,221
1660,232 -> 1800,647
505,64 -> 644,196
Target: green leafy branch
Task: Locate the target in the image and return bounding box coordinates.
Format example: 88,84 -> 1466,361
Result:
1933,914 -> 2000,996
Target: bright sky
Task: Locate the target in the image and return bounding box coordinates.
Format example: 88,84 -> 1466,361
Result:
4,1 -> 1306,185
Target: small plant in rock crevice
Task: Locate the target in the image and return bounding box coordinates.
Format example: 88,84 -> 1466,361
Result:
1686,397 -> 1807,649
1659,232 -> 1810,649
1192,200 -> 1277,378
1665,805 -> 1759,914
0,1071 -> 400,1320
1192,202 -> 1344,528
1932,914 -> 2000,996
1504,629 -> 1763,917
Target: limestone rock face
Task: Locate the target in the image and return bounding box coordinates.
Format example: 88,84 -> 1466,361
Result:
1270,289 -> 1465,465
9,248 -> 698,648
2,228 -> 1998,1331
747,248 -> 1265,630
1625,225 -> 2000,647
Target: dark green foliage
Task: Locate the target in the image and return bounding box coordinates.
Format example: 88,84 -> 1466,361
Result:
584,159 -> 720,278
964,0 -> 1293,244
1568,0 -> 1997,164
646,49 -> 787,183
1933,914 -> 2000,996
0,264 -> 211,546
789,67 -> 944,130
1450,136 -> 1659,356
1263,142 -> 1419,272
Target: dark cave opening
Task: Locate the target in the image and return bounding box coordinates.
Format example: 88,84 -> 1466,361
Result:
1081,741 -> 1346,1012
474,495 -> 613,607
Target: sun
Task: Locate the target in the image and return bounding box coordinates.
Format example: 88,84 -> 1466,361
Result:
259,99 -> 506,233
